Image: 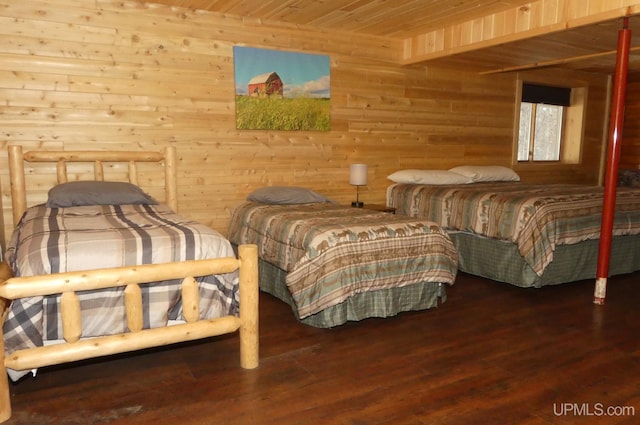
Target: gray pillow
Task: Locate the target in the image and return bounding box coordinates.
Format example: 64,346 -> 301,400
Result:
247,186 -> 332,204
46,181 -> 157,208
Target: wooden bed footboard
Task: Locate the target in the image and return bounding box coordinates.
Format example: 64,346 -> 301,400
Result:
0,244 -> 259,423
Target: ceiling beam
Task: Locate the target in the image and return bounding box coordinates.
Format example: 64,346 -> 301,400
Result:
401,0 -> 640,65
479,45 -> 640,75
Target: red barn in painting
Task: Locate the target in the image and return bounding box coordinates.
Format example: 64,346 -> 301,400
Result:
247,71 -> 283,98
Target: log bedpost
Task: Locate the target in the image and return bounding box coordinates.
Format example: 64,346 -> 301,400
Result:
238,244 -> 259,369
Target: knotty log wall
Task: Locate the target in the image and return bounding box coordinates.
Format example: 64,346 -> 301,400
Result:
0,0 -> 610,248
621,72 -> 640,169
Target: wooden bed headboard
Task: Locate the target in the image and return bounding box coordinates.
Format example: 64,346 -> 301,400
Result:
7,146 -> 178,226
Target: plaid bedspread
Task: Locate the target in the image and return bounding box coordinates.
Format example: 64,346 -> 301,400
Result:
387,182 -> 640,276
227,202 -> 458,319
3,203 -> 238,358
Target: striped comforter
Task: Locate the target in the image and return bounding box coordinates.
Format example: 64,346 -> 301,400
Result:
227,202 -> 458,319
387,182 -> 640,276
3,203 -> 238,357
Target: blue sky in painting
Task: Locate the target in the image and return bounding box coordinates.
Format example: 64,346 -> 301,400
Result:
233,46 -> 330,98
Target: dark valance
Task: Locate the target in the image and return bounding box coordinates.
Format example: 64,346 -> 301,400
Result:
522,83 -> 571,106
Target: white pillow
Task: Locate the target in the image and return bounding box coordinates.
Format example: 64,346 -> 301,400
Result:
448,165 -> 520,182
387,169 -> 473,185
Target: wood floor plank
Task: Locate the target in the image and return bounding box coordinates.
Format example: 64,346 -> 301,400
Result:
4,271 -> 640,424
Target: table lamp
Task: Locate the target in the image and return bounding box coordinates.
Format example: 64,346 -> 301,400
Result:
349,164 -> 367,207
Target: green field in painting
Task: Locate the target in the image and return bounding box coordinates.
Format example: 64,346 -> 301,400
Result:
236,96 -> 330,131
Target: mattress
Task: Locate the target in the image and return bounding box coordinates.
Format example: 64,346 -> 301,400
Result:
3,203 -> 239,356
387,182 -> 640,279
228,202 -> 458,325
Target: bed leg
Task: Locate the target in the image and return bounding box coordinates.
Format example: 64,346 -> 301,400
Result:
0,361 -> 9,423
0,262 -> 12,422
0,302 -> 11,423
238,244 -> 259,369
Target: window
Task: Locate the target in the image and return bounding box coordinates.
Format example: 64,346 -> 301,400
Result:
517,83 -> 571,162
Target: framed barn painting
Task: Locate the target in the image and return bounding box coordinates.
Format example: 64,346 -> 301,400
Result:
233,46 -> 331,131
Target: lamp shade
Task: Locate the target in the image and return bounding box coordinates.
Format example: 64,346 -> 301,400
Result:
349,164 -> 368,186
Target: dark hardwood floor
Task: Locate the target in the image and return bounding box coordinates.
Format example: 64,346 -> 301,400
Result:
5,271 -> 640,425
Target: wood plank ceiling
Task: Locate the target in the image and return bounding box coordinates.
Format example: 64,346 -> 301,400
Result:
143,0 -> 640,74
147,0 -> 533,38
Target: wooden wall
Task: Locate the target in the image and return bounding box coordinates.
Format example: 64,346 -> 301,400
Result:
0,0 -> 611,249
622,72 -> 640,169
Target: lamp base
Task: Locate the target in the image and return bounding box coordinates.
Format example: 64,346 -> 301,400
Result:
351,201 -> 364,208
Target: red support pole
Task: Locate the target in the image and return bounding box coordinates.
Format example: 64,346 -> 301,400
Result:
594,18 -> 631,305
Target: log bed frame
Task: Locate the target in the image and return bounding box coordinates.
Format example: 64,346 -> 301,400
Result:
0,145 -> 259,422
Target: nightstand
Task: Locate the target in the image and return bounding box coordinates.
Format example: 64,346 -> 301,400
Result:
359,204 -> 396,214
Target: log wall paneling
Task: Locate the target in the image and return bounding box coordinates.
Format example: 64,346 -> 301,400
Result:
0,0 -> 610,248
621,72 -> 640,168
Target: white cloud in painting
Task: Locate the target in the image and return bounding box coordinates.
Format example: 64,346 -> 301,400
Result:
286,75 -> 330,98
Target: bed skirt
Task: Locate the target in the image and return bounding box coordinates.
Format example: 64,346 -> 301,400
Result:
450,232 -> 640,288
257,258 -> 447,328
